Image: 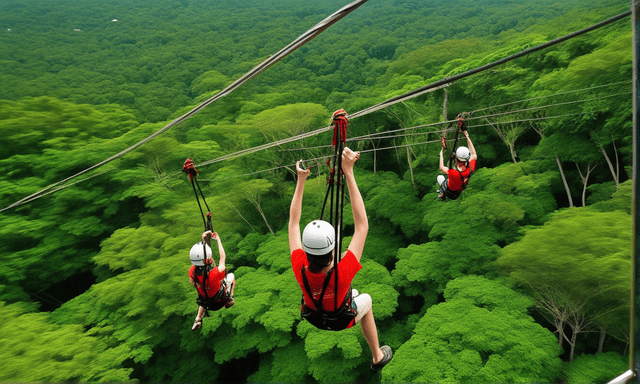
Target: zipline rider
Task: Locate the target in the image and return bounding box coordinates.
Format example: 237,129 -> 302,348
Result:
189,231 -> 236,331
437,128 -> 477,200
289,146 -> 392,371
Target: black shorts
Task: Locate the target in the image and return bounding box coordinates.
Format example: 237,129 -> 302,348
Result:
300,297 -> 358,331
196,280 -> 229,312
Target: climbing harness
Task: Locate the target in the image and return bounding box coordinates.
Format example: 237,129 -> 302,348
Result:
439,167 -> 474,200
300,109 -> 356,330
300,266 -> 357,331
183,159 -> 231,319
439,113 -> 473,200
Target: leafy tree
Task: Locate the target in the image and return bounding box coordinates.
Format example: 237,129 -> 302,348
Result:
382,275 -> 563,383
357,170 -> 424,238
0,301 -> 132,382
0,0 -> 634,381
496,208 -> 631,357
562,352 -> 627,384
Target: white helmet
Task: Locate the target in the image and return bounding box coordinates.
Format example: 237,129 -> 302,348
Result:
302,220 -> 335,255
456,146 -> 471,162
189,242 -> 212,266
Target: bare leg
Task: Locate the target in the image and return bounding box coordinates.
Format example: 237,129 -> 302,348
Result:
360,307 -> 384,363
192,306 -> 206,330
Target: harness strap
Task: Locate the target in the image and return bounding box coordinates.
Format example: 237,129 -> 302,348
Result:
447,113 -> 469,169
447,128 -> 460,170
301,266 -> 334,312
458,167 -> 474,191
301,265 -> 352,315
447,167 -> 474,195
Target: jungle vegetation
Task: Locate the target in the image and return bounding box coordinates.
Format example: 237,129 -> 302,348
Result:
0,0 -> 633,382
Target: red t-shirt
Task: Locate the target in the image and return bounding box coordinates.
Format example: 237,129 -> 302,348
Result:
189,265 -> 225,298
447,158 -> 477,191
291,249 -> 362,313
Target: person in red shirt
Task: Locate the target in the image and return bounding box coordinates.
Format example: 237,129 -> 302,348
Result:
437,129 -> 477,200
189,231 -> 235,331
289,146 -> 392,371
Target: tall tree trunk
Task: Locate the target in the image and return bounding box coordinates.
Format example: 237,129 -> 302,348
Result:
407,147 -> 414,185
532,285 -> 568,348
393,138 -> 402,166
563,307 -> 590,362
598,327 -> 607,353
369,139 -> 377,174
569,329 -> 577,362
576,162 -> 598,207
374,148 -> 377,174
443,88 -> 448,121
600,145 -> 619,189
558,319 -> 565,348
556,155 -> 574,207
509,143 -> 518,163
614,139 -> 620,189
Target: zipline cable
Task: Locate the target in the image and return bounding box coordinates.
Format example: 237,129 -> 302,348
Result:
276,89 -> 630,149
349,10 -> 631,119
470,79 -> 631,114
202,108 -> 595,181
194,10 -> 631,168
0,0 -> 370,213
1,8 -> 629,211
466,91 -> 631,122
13,169 -> 114,207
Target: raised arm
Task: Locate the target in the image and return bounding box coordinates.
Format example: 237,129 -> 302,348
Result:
464,131 -> 477,161
289,161 -> 310,253
439,149 -> 449,173
342,147 -> 368,262
211,232 -> 226,273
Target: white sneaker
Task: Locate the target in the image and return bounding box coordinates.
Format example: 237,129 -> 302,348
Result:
352,289 -> 359,297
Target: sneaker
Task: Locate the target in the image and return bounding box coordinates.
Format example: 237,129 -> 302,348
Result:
225,296 -> 235,308
371,345 -> 393,371
352,289 -> 359,298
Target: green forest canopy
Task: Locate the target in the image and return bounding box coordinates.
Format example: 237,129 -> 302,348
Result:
0,0 -> 633,382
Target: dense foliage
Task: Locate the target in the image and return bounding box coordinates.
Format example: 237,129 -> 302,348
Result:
0,0 -> 632,382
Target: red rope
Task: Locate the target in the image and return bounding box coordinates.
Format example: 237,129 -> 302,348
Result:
331,109 -> 349,146
182,158 -> 198,182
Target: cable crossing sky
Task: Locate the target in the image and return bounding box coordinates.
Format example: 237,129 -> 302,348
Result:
1,7 -> 631,211
0,0 -> 370,212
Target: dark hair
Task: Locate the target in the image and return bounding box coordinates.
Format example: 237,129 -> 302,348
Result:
195,264 -> 213,276
307,251 -> 333,273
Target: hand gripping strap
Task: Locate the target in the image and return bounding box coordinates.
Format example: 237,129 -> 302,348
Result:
331,109 -> 349,146
182,158 -> 198,181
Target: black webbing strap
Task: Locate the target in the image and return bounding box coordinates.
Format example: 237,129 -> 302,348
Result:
447,113 -> 469,169
447,126 -> 461,170
319,111 -> 348,310
301,266 -> 334,311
